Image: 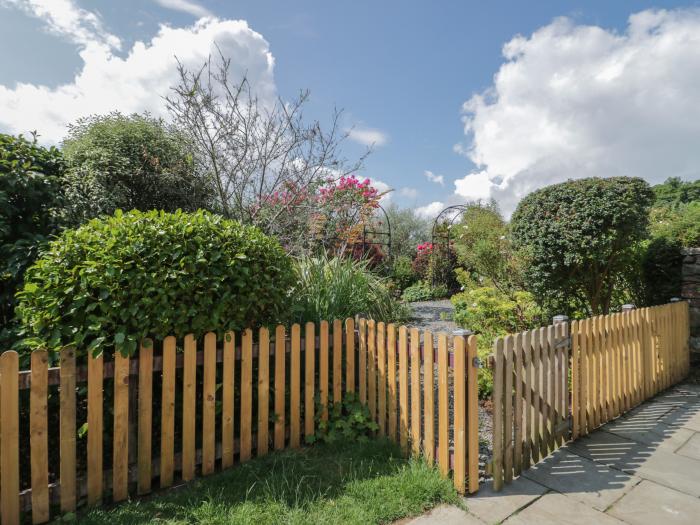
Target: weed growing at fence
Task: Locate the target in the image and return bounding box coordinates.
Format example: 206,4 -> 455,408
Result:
78,439 -> 459,525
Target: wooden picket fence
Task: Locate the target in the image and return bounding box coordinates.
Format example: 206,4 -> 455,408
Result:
491,301 -> 690,490
0,319 -> 480,524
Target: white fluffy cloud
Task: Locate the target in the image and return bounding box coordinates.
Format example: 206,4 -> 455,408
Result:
154,0 -> 212,18
0,1 -> 275,142
347,126 -> 388,147
455,9 -> 700,216
416,201 -> 444,219
423,170 -> 445,186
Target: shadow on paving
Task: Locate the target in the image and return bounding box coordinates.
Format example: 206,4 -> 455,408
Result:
463,384 -> 700,523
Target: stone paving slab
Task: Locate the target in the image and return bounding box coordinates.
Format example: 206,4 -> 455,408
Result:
406,504 -> 485,524
675,431 -> 700,460
608,479 -> 700,525
660,404 -> 700,432
602,415 -> 695,453
521,448 -> 641,511
462,476 -> 547,524
502,492 -> 624,525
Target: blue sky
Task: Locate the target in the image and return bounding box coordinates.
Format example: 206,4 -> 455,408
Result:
1,0 -> 699,215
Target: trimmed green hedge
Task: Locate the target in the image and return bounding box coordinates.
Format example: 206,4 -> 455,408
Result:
17,210 -> 294,357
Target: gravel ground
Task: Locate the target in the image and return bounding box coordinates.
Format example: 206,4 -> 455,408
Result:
407,300 -> 457,334
405,300 -> 493,481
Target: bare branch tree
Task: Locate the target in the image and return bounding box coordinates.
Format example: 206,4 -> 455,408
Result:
165,50 -> 369,253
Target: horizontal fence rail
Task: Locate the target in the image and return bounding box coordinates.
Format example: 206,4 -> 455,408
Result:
491,301 -> 690,491
0,318 -> 480,524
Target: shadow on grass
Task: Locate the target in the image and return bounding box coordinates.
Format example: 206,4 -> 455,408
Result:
78,438 -> 459,525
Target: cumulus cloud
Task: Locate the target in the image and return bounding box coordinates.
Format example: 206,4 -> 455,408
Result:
0,1 -> 275,142
399,187 -> 419,199
416,201 -> 444,219
454,9 -> 700,216
423,170 -> 445,186
2,0 -> 121,49
154,0 -> 212,18
347,126 -> 388,147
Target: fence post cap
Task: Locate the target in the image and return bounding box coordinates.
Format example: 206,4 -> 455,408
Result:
622,304 -> 636,311
670,297 -> 681,303
452,328 -> 473,336
552,315 -> 569,324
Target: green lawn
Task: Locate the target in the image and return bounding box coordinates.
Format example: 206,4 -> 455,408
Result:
77,439 -> 460,524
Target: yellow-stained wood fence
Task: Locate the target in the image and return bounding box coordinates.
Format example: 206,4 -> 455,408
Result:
491,301 -> 690,490
0,319 -> 480,524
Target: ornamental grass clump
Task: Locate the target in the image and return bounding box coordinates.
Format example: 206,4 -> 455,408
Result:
17,209 -> 294,358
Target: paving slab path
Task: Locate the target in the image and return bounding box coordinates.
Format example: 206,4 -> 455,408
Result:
406,382 -> 700,525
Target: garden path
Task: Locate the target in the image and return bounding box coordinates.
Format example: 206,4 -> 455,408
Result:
408,299 -> 457,334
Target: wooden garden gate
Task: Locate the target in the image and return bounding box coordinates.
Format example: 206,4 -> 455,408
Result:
490,301 -> 690,490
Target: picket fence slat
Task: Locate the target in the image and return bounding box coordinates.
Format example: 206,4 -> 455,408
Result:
60,347 -> 77,512
160,336 -> 176,488
290,324 -> 301,449
368,320 -> 377,421
257,328 -> 270,458
203,333 -> 217,473
377,322 -> 387,437
241,329 -> 253,462
305,322 -> 315,441
423,330 -> 435,465
1,351 -> 20,525
345,318 -> 355,394
30,351 -> 49,524
359,319 -> 367,404
453,335 -> 466,493
223,331 -> 236,465
387,323 -> 397,442
87,352 -> 103,505
333,319 -> 343,404
273,327 -> 284,451
320,321 -> 329,421
182,335 -> 197,480
410,327 -> 421,456
438,334 -> 449,478
137,341 -> 153,495
398,326 -> 409,453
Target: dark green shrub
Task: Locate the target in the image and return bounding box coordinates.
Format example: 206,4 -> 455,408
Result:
1,133 -> 65,346
17,210 -> 294,357
401,281 -> 448,302
451,286 -> 542,397
391,255 -> 418,291
511,177 -> 654,315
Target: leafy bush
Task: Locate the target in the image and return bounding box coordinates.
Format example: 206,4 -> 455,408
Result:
391,255 -> 418,291
1,133 -> 65,346
452,286 -> 542,397
290,255 -> 409,324
511,177 -> 654,315
311,392 -> 378,444
61,112 -> 214,225
17,210 -> 294,357
401,281 -> 448,302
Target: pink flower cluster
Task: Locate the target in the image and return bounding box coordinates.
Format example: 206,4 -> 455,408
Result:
318,175 -> 379,204
416,242 -> 433,253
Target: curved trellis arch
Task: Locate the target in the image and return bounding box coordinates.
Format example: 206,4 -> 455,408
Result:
359,203 -> 392,261
429,204 -> 470,287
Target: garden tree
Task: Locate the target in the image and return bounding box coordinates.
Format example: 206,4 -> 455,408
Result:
17,210 -> 294,359
384,204 -> 431,259
511,177 -> 655,316
61,112 -> 214,225
0,133 -> 65,345
637,179 -> 700,305
452,201 -> 525,295
166,53 -> 367,253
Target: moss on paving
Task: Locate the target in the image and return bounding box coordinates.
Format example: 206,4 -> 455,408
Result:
77,439 -> 460,525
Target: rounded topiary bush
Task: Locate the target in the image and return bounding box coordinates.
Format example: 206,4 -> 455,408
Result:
17,209 -> 294,356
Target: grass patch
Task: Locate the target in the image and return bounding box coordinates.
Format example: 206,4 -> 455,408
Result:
77,439 -> 459,524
